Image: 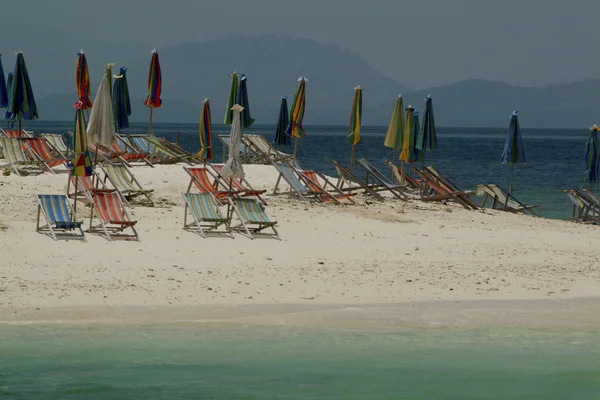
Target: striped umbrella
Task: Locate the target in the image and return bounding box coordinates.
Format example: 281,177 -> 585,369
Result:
400,105 -> 415,163
286,76 -> 308,160
237,73 -> 255,128
0,54 -> 7,109
273,96 -> 291,146
143,49 -> 162,134
500,111 -> 526,194
415,94 -> 437,162
197,99 -> 214,162
74,51 -> 93,110
224,72 -> 239,125
71,101 -> 94,212
383,95 -> 405,161
585,125 -> 600,192
346,85 -> 363,170
6,52 -> 38,134
113,67 -> 131,131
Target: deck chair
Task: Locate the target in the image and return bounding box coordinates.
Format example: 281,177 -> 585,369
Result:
1,129 -> 29,138
231,197 -> 280,240
384,161 -> 423,190
298,169 -> 355,204
476,184 -> 538,216
87,192 -> 139,241
244,134 -> 293,163
125,134 -> 173,164
218,134 -> 258,163
425,166 -> 480,209
210,163 -> 267,204
184,166 -> 234,203
272,161 -> 317,201
413,168 -> 477,210
154,137 -> 199,164
101,163 -> 154,206
330,159 -> 384,201
36,194 -> 85,241
562,189 -> 599,223
355,158 -> 408,200
23,138 -> 69,173
67,174 -> 117,204
182,193 -> 233,238
112,134 -> 154,167
41,133 -> 69,157
0,137 -> 44,176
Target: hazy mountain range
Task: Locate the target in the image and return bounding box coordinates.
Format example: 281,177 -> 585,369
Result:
9,35 -> 600,129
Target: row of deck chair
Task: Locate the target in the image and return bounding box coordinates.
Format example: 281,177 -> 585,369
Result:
182,165 -> 279,239
563,188 -> 600,223
0,137 -> 69,175
218,134 -> 293,164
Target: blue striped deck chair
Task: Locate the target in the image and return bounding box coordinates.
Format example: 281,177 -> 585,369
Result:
231,197 -> 280,240
101,163 -> 154,206
36,194 -> 85,241
125,134 -> 176,165
182,193 -> 233,238
272,162 -> 316,201
0,137 -> 44,176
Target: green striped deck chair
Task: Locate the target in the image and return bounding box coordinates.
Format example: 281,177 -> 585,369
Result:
87,192 -> 139,241
182,193 -> 232,238
231,197 -> 280,240
36,194 -> 85,241
145,136 -> 197,165
476,184 -> 539,216
41,133 -> 69,157
244,134 -> 293,164
101,163 -> 154,206
126,135 -> 176,164
0,137 -> 44,176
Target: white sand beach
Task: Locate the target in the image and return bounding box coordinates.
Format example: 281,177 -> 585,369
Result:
1,164 -> 600,326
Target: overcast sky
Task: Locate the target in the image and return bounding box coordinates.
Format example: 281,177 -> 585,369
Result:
3,0 -> 599,89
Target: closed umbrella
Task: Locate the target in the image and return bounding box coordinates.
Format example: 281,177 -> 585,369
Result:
221,104 -> 245,180
398,105 -> 415,182
144,49 -> 162,134
87,75 -> 115,148
74,51 -> 93,111
286,76 -> 308,160
6,52 -> 38,134
383,95 -> 405,162
224,72 -> 239,125
412,111 -> 424,163
71,101 -> 94,213
500,111 -> 526,194
273,96 -> 290,146
4,72 -> 13,126
197,99 -> 213,163
237,73 -> 255,128
0,54 -> 7,109
113,67 -> 131,131
415,94 -> 437,163
346,85 -> 363,171
584,125 -> 599,192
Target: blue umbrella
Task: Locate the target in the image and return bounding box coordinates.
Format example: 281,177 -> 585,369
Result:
4,72 -> 14,126
0,54 -> 7,109
273,96 -> 290,146
112,66 -> 131,131
237,73 -> 255,128
415,94 -> 437,162
6,52 -> 38,133
585,125 -> 600,191
500,110 -> 526,194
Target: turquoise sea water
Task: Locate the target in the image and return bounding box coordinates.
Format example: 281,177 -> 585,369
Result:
20,120 -> 589,220
1,324 -> 599,399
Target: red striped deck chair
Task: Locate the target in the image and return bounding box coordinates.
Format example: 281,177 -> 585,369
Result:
87,192 -> 139,241
413,168 -> 476,210
210,163 -> 267,204
184,166 -> 239,203
182,193 -> 233,238
112,135 -> 154,167
88,143 -> 130,167
1,129 -> 29,138
67,174 -> 116,203
299,170 -> 355,204
23,138 -> 68,173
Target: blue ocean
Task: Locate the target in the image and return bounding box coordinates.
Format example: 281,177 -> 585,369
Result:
21,120 -> 589,220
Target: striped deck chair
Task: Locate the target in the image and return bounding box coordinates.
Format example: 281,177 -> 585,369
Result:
1,129 -> 29,138
182,193 -> 233,238
184,166 -> 234,203
413,168 -> 476,210
101,163 -> 154,206
356,158 -> 408,200
476,184 -> 538,216
244,134 -> 293,164
23,138 -> 68,173
384,161 -> 422,190
112,135 -> 154,167
217,134 -> 255,163
425,166 -> 480,209
87,192 -> 138,241
563,189 -> 600,223
128,135 -> 176,164
67,174 -> 117,204
299,170 -> 355,204
0,137 -> 44,176
231,197 -> 280,240
329,159 -> 384,201
210,163 -> 267,204
272,162 -> 317,201
36,194 -> 85,241
41,133 -> 69,157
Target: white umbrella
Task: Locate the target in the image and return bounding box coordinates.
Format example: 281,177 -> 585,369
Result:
220,104 -> 245,179
87,75 -> 115,148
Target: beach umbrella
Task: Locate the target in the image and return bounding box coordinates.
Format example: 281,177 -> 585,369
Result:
415,94 -> 437,162
346,85 -> 363,171
113,67 -> 131,131
237,73 -> 255,128
221,104 -> 245,180
0,54 -> 7,109
105,63 -> 115,99
383,95 -> 405,161
143,49 -> 162,134
224,72 -> 239,125
273,96 -> 291,146
6,52 -> 38,133
398,105 -> 415,182
584,125 -> 600,192
412,111 -> 424,163
74,50 -> 93,110
197,99 -> 214,162
286,76 -> 308,160
4,72 -> 14,125
500,110 -> 526,194
87,75 -> 115,148
70,101 -> 94,213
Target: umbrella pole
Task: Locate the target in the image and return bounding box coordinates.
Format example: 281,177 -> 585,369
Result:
73,178 -> 79,214
400,161 -> 405,185
350,144 -> 356,172
92,143 -> 100,188
293,138 -> 299,160
148,108 -> 154,135
18,120 -> 22,135
509,163 -> 515,195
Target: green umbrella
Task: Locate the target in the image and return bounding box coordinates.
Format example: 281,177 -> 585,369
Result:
346,85 -> 363,170
224,72 -> 239,125
383,95 -> 405,161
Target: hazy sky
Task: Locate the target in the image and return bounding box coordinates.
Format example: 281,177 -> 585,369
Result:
3,0 -> 599,89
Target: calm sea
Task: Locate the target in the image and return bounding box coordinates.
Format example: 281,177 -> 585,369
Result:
20,120 -> 587,219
